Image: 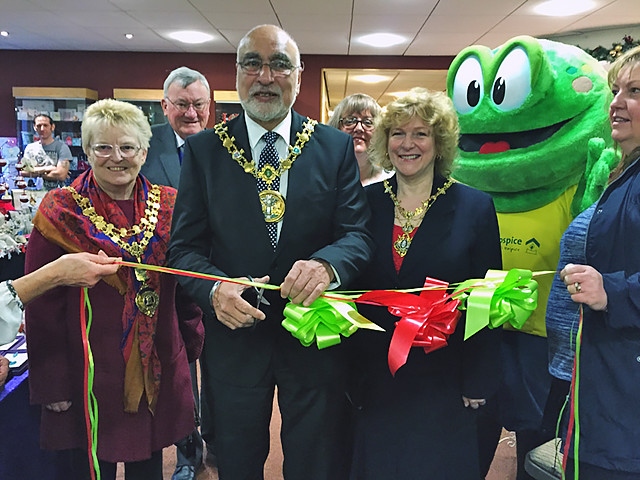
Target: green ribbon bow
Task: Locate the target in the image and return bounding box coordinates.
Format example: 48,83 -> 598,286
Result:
282,295 -> 381,349
454,269 -> 538,340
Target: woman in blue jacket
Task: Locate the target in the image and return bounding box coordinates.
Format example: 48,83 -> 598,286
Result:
560,44 -> 640,479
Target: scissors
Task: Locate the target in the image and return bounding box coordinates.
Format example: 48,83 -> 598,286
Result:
242,275 -> 270,329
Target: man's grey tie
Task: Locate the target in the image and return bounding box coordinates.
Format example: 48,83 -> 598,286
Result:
257,131 -> 280,249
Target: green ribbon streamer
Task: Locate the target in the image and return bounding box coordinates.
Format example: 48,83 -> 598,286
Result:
83,288 -> 101,480
454,268 -> 538,340
282,296 -> 361,349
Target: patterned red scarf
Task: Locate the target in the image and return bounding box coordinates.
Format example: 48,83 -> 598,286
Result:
33,170 -> 176,414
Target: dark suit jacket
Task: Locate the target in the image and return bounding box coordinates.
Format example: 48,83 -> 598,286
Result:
348,176 -> 504,477
168,110 -> 374,387
141,122 -> 181,188
354,175 -> 504,399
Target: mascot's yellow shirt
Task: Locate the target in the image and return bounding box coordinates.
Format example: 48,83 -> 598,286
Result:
497,184 -> 576,337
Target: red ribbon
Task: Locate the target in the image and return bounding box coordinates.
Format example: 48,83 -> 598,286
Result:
357,278 -> 460,376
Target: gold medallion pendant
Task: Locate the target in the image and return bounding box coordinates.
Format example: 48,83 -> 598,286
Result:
385,178 -> 455,258
135,287 -> 160,317
215,118 -> 317,224
393,232 -> 412,258
259,189 -> 285,222
66,185 -> 163,317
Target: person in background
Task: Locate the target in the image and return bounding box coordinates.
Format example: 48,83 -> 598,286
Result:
348,87 -> 503,479
142,66 -> 211,188
0,251 -> 120,389
141,65 -> 213,480
168,24 -> 373,480
22,114 -> 72,189
560,45 -> 640,479
25,99 -> 203,480
328,93 -> 392,185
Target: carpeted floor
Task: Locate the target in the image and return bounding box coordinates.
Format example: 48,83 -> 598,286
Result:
118,401 -> 516,480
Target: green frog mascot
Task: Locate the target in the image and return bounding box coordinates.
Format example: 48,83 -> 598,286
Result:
446,35 -> 616,476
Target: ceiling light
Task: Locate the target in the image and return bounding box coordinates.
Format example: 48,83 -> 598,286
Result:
534,0 -> 596,16
168,30 -> 214,44
125,33 -> 134,40
353,74 -> 389,84
359,33 -> 405,48
0,31 -> 9,37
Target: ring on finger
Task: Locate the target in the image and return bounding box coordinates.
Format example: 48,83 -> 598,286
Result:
574,282 -> 581,293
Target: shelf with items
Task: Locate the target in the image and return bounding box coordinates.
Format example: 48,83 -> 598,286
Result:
113,88 -> 165,126
12,87 -> 98,185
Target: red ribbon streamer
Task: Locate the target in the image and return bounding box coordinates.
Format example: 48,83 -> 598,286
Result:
358,278 -> 460,375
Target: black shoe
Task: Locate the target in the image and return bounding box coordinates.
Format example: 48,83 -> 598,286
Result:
175,429 -> 204,470
172,464 -> 196,480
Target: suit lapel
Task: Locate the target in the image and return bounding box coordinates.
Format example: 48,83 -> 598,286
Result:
276,111 -> 306,256
157,123 -> 181,188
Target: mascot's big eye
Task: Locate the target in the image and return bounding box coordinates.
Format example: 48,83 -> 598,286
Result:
451,55 -> 484,114
492,47 -> 531,112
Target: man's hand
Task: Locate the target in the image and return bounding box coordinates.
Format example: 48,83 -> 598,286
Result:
280,259 -> 333,306
212,276 -> 269,330
462,396 -> 486,409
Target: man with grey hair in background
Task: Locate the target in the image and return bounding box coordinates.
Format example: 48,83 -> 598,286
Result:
142,66 -> 214,480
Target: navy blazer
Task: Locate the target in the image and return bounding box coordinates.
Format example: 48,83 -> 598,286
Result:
141,122 -> 182,188
168,110 -> 374,386
353,175 -> 504,398
576,153 -> 640,471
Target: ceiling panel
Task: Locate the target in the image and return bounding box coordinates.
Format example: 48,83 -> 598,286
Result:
0,0 -> 636,121
324,68 -> 448,110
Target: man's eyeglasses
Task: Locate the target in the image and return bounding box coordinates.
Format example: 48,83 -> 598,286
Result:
91,144 -> 141,158
165,97 -> 210,113
339,116 -> 375,131
237,58 -> 303,77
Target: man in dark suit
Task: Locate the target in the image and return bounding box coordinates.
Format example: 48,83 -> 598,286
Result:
142,66 -> 212,480
168,24 -> 373,480
142,66 -> 210,188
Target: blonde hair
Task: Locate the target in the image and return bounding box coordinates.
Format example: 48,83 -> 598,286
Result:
607,45 -> 640,179
82,99 -> 152,154
368,87 -> 459,177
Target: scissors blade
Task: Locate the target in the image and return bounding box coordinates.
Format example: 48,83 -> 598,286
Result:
256,288 -> 270,306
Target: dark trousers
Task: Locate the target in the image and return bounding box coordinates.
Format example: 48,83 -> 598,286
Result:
67,448 -> 162,480
205,358 -> 350,480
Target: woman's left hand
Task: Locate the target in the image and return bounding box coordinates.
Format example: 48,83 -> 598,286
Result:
462,396 -> 486,409
560,263 -> 608,311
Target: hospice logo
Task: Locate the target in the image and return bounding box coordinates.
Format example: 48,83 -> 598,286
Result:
500,236 -> 540,255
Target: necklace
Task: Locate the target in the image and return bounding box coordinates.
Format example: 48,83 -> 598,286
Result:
385,178 -> 454,257
214,118 -> 317,223
66,184 -> 162,316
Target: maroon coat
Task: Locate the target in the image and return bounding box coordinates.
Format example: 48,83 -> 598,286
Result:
25,228 -> 204,463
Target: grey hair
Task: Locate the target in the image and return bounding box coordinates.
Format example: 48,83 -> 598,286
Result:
328,93 -> 382,129
237,25 -> 301,66
163,66 -> 210,96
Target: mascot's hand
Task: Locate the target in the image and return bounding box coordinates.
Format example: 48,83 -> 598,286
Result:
571,137 -> 619,217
